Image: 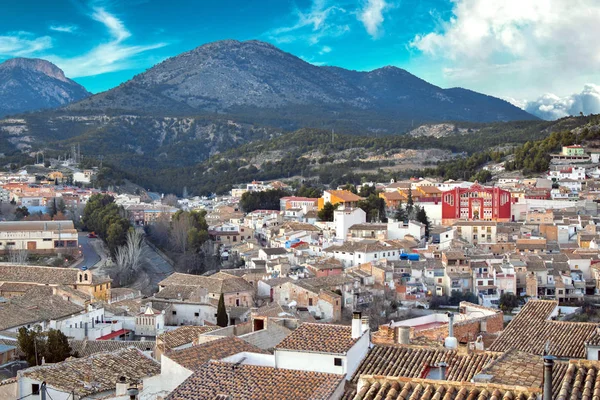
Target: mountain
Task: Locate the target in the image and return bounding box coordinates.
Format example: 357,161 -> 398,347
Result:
0,58 -> 90,117
67,40 -> 536,126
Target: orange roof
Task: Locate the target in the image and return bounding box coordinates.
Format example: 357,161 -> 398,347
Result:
326,190 -> 363,202
380,191 -> 404,200
417,186 -> 442,194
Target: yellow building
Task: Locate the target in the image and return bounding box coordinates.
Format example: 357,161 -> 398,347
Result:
318,190 -> 363,210
0,265 -> 111,302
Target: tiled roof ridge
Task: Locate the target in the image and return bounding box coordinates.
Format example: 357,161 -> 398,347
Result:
358,374 -> 542,395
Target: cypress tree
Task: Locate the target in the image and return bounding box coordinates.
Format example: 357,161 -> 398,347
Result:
217,293 -> 228,327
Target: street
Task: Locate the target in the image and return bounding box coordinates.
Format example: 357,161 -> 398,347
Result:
76,233 -> 101,269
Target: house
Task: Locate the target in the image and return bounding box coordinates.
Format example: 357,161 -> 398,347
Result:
305,257 -> 344,277
135,303 -> 165,337
0,265 -> 111,301
348,223 -> 387,241
274,316 -> 370,379
16,348 -> 160,400
454,221 -> 497,245
158,271 -> 255,309
271,279 -> 343,321
0,220 -> 78,253
167,360 -> 345,400
489,299 -> 597,359
324,241 -> 403,268
154,325 -> 220,360
279,196 -> 318,211
258,247 -> 288,260
318,190 -> 363,210
334,208 -> 367,239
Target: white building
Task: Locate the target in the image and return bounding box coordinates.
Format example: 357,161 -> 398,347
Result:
334,208 -> 366,240
274,316 -> 370,380
387,220 -> 425,241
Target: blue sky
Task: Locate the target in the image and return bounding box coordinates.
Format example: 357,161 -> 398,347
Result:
2,0 -> 600,119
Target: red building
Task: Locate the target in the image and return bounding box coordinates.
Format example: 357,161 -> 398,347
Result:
441,184 -> 512,224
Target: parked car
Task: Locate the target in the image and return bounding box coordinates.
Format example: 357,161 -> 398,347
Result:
87,232 -> 98,238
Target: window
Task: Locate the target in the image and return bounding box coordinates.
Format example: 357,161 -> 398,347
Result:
6,242 -> 15,246
172,311 -> 177,315
309,298 -> 313,306
31,384 -> 40,395
194,312 -> 200,317
334,358 -> 343,366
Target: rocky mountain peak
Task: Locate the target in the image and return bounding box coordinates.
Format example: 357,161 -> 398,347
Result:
1,58 -> 68,82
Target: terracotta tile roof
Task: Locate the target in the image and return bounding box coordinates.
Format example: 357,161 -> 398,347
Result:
158,272 -> 254,294
68,339 -> 154,358
476,350 -> 545,388
326,190 -> 363,202
166,336 -> 269,371
252,303 -> 297,319
157,326 -> 221,350
343,376 -> 538,400
489,300 -> 597,358
349,345 -> 500,384
0,288 -> 84,331
0,264 -> 110,286
306,257 -> 344,271
166,360 -> 344,400
275,323 -> 360,354
19,348 -> 160,397
239,322 -> 292,350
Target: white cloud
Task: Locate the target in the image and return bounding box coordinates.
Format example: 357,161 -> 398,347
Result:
47,7 -> 167,78
358,0 -> 387,38
0,32 -> 52,57
319,45 -> 332,55
49,25 -> 78,33
523,84 -> 600,120
268,0 -> 348,45
409,0 -> 600,98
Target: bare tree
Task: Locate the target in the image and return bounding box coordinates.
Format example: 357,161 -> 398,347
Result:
8,249 -> 28,265
112,230 -> 147,286
169,214 -> 191,254
162,194 -> 178,207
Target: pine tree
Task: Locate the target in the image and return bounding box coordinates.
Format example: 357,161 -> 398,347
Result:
416,206 -> 431,237
394,200 -> 407,222
45,329 -> 72,363
217,293 -> 228,327
406,188 -> 414,216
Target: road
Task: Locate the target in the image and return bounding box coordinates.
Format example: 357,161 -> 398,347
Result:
140,240 -> 175,292
76,233 -> 101,269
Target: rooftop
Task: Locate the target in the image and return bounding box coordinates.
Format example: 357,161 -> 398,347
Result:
275,323 -> 361,355
166,360 -> 343,400
19,348 -> 160,397
166,336 -> 268,372
489,300 -> 597,358
158,272 -> 253,294
157,326 -> 221,350
0,264 -> 110,286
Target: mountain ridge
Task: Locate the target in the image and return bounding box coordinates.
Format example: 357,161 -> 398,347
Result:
65,39 -> 537,126
0,58 -> 90,117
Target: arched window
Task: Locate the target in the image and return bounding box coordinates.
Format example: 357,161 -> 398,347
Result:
84,273 -> 88,281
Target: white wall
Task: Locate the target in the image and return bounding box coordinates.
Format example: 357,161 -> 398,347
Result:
160,354 -> 194,393
275,331 -> 370,380
166,303 -> 217,326
334,208 -> 366,240
588,346 -> 600,361
275,350 -> 346,376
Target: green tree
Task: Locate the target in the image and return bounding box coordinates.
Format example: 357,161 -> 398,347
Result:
406,188 -> 414,216
15,206 -> 29,220
499,293 -> 520,313
217,293 -> 228,327
416,206 -> 431,237
18,326 -> 46,366
318,202 -> 338,222
394,200 -> 407,223
44,329 -> 72,363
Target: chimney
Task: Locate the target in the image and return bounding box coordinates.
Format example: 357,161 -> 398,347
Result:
116,376 -> 128,396
127,383 -> 139,400
352,312 -> 362,339
445,312 -> 458,349
396,326 -> 411,345
437,362 -> 447,380
543,355 -> 555,400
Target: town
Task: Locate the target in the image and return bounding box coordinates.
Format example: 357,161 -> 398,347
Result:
0,142 -> 599,399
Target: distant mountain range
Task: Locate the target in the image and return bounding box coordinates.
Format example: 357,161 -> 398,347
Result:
66,40 -> 536,126
0,58 -> 90,117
